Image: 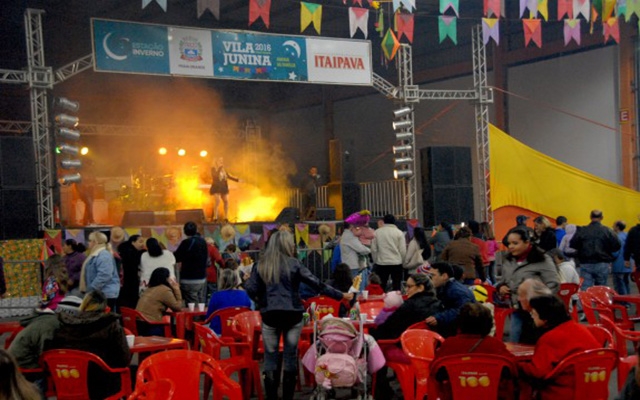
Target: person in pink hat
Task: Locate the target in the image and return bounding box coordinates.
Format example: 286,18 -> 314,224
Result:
340,210 -> 373,292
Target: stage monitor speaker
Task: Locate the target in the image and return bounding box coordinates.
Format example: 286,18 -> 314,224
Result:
315,208 -> 336,221
276,207 -> 300,224
122,211 -> 155,226
176,209 -> 205,225
420,146 -> 474,227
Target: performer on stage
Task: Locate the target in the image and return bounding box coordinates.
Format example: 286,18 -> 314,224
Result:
209,157 -> 239,221
301,166 -> 320,220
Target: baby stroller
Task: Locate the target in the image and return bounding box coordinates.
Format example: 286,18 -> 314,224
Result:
303,317 -> 378,400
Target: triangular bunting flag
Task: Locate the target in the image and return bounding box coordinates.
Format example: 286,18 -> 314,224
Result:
438,15 -> 457,44
590,6 -> 598,33
352,0 -> 363,7
482,18 -> 500,45
349,7 -> 369,38
396,13 -> 414,43
574,0 -> 591,21
563,18 -> 581,45
376,9 -> 385,37
557,0 -> 573,19
537,0 -> 548,20
295,224 -> 310,246
519,0 -> 538,17
197,0 -> 219,19
301,2 -> 322,34
484,0 -> 501,17
142,0 -> 167,11
617,0 -> 626,17
523,18 -> 542,47
604,16 -> 620,43
440,0 -> 459,16
602,0 -> 615,19
250,0 -> 272,27
626,0 -> 640,22
381,28 -> 400,60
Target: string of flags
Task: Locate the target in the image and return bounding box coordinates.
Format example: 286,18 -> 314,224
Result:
140,0 -> 640,60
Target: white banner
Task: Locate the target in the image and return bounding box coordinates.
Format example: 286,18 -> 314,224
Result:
168,27 -> 214,77
305,38 -> 372,85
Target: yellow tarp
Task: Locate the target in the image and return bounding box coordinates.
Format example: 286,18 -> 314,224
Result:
489,124 -> 640,226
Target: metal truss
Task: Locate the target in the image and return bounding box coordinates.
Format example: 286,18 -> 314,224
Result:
372,73 -> 400,99
25,9 -> 55,230
472,24 -> 493,225
0,120 -> 31,134
0,69 -> 28,84
54,54 -> 94,84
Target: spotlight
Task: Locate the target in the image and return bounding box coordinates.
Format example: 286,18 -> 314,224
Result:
57,127 -> 81,141
158,147 -> 167,155
58,173 -> 82,185
55,97 -> 80,113
54,114 -> 79,128
392,144 -> 412,154
392,120 -> 412,130
61,159 -> 82,169
57,144 -> 79,156
395,131 -> 413,140
393,107 -> 411,118
200,150 -> 208,157
80,147 -> 89,156
394,157 -> 413,167
393,169 -> 413,179
178,149 -> 186,156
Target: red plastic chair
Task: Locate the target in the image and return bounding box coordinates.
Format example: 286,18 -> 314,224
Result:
194,323 -> 263,400
598,315 -> 640,390
493,307 -> 514,341
587,285 -> 640,323
230,311 -> 263,360
428,354 -> 519,400
541,348 -> 618,400
558,283 -> 580,321
584,324 -> 614,349
128,379 -> 175,400
303,296 -> 342,319
42,349 -> 132,400
357,300 -> 385,320
136,349 -> 242,400
374,338 -> 416,400
577,292 -> 617,327
203,306 -> 252,338
1,322 -> 23,349
120,307 -> 172,337
400,329 -> 445,400
480,284 -> 497,304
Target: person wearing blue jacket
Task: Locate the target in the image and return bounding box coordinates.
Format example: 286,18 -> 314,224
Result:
426,262 -> 476,337
612,221 -> 631,295
244,230 -> 352,400
80,231 -> 120,311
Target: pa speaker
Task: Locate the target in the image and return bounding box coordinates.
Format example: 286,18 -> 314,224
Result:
176,209 -> 205,225
276,207 -> 300,224
121,211 -> 155,226
315,208 -> 336,221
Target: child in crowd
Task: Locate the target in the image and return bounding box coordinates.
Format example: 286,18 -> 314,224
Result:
365,272 -> 385,295
548,249 -> 580,285
40,255 -> 70,311
469,284 -> 495,336
223,244 -> 240,263
373,291 -> 404,326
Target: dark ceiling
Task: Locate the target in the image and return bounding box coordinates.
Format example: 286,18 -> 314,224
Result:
0,0 -> 607,125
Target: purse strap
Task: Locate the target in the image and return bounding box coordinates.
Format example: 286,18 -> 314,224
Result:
468,337 -> 485,353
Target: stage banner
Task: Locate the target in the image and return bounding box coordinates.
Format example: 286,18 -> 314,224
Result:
92,19 -> 372,86
93,19 -> 170,75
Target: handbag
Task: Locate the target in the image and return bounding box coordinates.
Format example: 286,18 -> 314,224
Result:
404,245 -> 424,270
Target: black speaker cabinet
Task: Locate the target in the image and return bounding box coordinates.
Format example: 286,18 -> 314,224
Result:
420,146 -> 474,227
121,211 -> 155,226
176,209 -> 205,224
315,208 -> 336,221
329,139 -> 355,183
276,207 -> 300,224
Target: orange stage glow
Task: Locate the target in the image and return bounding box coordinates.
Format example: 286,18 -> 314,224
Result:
173,172 -> 205,210
236,186 -> 282,221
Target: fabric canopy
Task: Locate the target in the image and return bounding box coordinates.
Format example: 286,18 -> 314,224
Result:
489,124 -> 640,226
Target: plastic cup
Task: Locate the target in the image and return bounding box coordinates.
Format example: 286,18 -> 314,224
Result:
362,290 -> 369,300
188,303 -> 195,312
360,313 -> 368,323
198,303 -> 206,312
126,334 -> 135,348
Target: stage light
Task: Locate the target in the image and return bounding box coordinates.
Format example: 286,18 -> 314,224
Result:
61,159 -> 82,169
57,144 -> 79,156
393,107 -> 411,118
392,120 -> 412,130
57,127 -> 80,141
200,150 -> 208,157
55,97 -> 80,113
159,147 -> 167,155
58,173 -> 82,185
178,149 -> 186,156
54,114 -> 79,128
395,131 -> 413,140
80,147 -> 89,155
393,169 -> 413,179
393,144 -> 412,154
394,157 -> 413,167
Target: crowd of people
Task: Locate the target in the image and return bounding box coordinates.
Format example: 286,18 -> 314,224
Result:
2,207 -> 640,399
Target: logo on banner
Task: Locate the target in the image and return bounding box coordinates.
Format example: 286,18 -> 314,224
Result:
221,41 -> 272,68
179,36 -> 203,62
102,32 -> 165,61
314,54 -> 365,70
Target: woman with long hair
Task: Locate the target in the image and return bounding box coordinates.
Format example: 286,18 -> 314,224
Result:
244,230 -> 352,400
497,228 -> 560,343
62,238 -> 86,292
40,254 -> 70,311
139,237 -> 176,294
117,234 -> 146,308
404,227 -> 431,275
205,268 -> 252,334
520,295 -> 600,399
533,216 -> 557,252
209,157 -> 240,221
0,349 -> 40,400
136,267 -> 183,334
79,231 -> 120,311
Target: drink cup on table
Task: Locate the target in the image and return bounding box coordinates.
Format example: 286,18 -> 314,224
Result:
188,302 -> 195,312
360,313 -> 368,323
361,290 -> 369,300
126,334 -> 135,348
198,303 -> 205,312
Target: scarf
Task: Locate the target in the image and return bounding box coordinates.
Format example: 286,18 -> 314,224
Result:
79,246 -> 107,293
